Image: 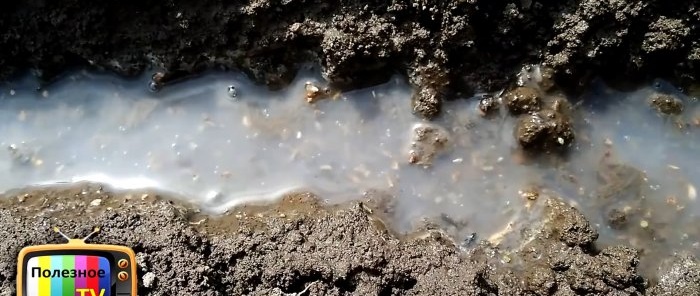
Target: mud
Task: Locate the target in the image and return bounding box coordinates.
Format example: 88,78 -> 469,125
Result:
1,0 -> 699,118
1,184 -> 691,295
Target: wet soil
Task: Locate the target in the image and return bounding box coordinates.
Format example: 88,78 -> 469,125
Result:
1,1 -> 700,294
1,0 -> 699,118
514,95 -> 575,154
1,184 -> 696,295
408,124 -> 450,166
649,93 -> 685,116
505,87 -> 542,115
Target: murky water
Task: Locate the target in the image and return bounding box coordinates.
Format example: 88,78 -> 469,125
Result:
0,68 -> 698,260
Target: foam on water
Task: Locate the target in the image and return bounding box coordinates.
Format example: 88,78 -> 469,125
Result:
0,69 -> 699,258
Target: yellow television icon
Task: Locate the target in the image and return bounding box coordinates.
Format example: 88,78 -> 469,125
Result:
16,227 -> 137,296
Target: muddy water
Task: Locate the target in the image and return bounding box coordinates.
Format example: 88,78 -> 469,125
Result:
0,68 -> 698,260
558,80 -> 700,257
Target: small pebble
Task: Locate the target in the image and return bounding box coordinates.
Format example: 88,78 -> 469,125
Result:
148,81 -> 162,92
502,255 -> 512,263
227,85 -> 237,99
305,81 -> 323,103
90,199 -> 102,206
688,184 -> 697,201
640,220 -> 649,228
142,272 -> 156,288
149,72 -> 165,92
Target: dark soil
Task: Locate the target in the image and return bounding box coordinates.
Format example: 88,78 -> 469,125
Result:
1,184 -> 696,295
514,98 -> 575,153
1,0 -> 699,118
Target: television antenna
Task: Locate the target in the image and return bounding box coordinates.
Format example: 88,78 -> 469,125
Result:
53,226 -> 101,243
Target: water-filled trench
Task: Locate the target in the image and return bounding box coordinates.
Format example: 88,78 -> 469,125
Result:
1,67 -> 698,262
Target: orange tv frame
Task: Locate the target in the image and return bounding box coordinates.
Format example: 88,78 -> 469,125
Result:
16,228 -> 137,296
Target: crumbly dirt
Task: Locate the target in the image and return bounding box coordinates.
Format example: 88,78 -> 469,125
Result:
649,253 -> 700,296
2,183 -> 695,295
1,0 -> 699,118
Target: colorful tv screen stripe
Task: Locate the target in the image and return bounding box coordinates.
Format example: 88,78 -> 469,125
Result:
26,255 -> 111,296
